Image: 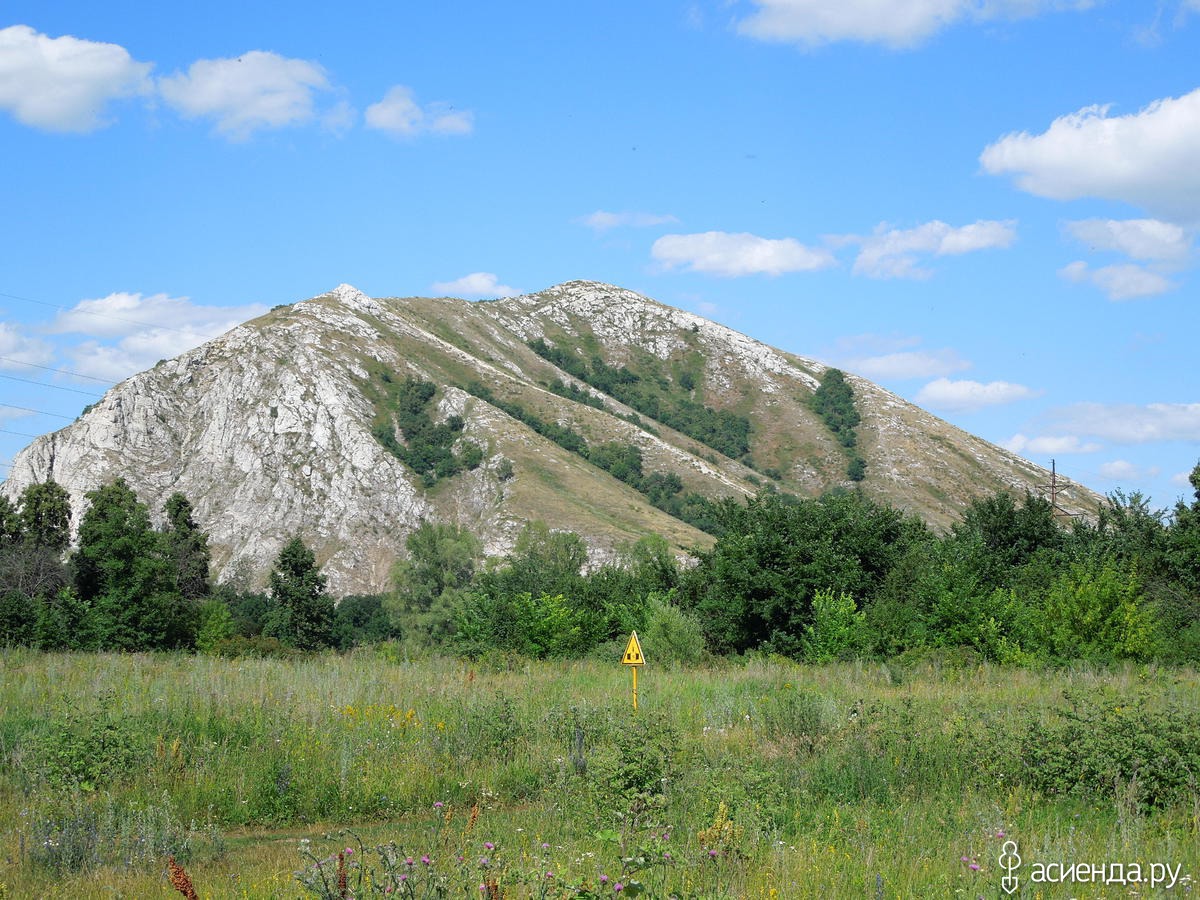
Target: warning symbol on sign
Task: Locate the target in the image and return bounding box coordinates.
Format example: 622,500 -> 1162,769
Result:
622,631 -> 645,666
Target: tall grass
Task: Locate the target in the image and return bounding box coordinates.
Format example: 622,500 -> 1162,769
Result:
1,648 -> 1197,897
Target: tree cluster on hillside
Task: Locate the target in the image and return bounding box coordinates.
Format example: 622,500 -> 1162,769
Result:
3,461 -> 1199,665
810,368 -> 866,482
528,338 -> 752,460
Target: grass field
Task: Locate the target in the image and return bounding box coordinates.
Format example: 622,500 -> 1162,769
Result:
1,649 -> 1198,898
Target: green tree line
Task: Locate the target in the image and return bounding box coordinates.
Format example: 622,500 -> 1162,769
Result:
3,462 -> 1199,664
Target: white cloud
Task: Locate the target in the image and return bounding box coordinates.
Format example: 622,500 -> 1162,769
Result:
651,231 -> 835,277
1098,460 -> 1159,482
50,292 -> 267,381
735,0 -> 1095,49
1005,433 -> 1102,454
915,377 -> 1039,412
0,25 -> 152,132
850,219 -> 1017,278
159,51 -> 330,139
0,409 -> 33,426
0,323 -> 55,369
981,88 -> 1200,222
1170,468 -> 1196,489
431,273 -> 520,298
364,85 -> 473,138
1064,218 -> 1191,261
1058,261 -> 1174,300
51,292 -> 264,338
850,349 -> 971,380
580,210 -> 679,232
1041,403 -> 1200,444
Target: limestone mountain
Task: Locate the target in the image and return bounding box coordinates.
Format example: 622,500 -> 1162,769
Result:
1,281 -> 1100,594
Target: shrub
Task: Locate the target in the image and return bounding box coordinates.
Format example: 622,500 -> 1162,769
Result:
1021,688 -> 1200,810
641,592 -> 706,665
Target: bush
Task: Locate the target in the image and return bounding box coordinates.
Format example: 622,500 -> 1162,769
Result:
641,591 -> 706,665
1021,688 -> 1200,810
27,695 -> 146,792
801,589 -> 866,662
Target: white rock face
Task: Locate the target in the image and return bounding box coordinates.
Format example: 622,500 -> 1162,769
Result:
2,280 -> 1100,593
3,287 -> 432,594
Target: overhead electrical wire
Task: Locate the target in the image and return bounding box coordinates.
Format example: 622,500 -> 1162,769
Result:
0,355 -> 113,385
0,372 -> 104,397
0,289 -> 227,342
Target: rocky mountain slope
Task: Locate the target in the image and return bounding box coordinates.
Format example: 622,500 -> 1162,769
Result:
1,281 -> 1100,594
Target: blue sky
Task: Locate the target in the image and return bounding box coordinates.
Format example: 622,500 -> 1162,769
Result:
1,0 -> 1198,511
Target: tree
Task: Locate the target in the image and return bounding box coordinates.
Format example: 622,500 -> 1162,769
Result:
264,537 -> 333,651
73,478 -> 192,650
681,491 -> 924,655
0,495 -> 21,545
391,521 -> 481,612
161,493 -> 211,601
17,480 -> 71,552
1168,461 -> 1200,594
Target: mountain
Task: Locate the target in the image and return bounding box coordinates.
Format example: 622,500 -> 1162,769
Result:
1,281 -> 1100,594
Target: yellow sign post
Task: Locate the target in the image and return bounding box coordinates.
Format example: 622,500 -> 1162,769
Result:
622,631 -> 645,710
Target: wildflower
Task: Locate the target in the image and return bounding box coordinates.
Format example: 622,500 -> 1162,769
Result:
406,857 -> 414,866
614,883 -> 624,893
421,855 -> 431,865
663,851 -> 672,860
996,831 -> 1005,839
434,801 -> 444,809
546,871 -> 554,879
399,874 -> 408,883
542,842 -> 550,851
480,857 -> 490,868
600,874 -> 609,884
708,849 -> 718,859
969,863 -> 980,871
484,841 -> 495,850
961,856 -> 970,863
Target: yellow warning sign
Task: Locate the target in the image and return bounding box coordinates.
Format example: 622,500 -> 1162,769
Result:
622,631 -> 645,666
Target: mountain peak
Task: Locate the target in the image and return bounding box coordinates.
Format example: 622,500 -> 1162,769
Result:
1,280 -> 1101,594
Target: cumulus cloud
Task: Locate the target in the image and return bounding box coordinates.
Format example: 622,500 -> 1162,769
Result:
1058,261 -> 1174,300
0,323 -> 55,369
849,220 -> 1017,278
50,292 -> 264,338
1172,468 -> 1198,489
0,25 -> 152,132
651,231 -> 835,277
849,349 -> 971,380
579,210 -> 679,232
1004,433 -> 1102,454
915,377 -> 1039,412
1098,459 -> 1159,482
431,273 -> 520,298
364,85 -> 473,138
1040,402 -> 1200,444
1064,218 -> 1192,261
735,0 -> 1095,49
50,292 -> 267,381
981,88 -> 1200,222
159,51 -> 330,139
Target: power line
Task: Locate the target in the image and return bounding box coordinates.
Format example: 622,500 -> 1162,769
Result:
0,355 -> 113,385
0,372 -> 103,397
0,427 -> 43,439
0,289 -> 226,342
0,403 -> 75,420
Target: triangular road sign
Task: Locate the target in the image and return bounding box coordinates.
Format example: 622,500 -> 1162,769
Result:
622,631 -> 645,666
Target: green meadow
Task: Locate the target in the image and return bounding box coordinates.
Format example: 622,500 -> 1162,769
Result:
2,650 -> 1198,898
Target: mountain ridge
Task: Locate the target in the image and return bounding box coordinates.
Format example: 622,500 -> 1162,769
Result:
1,280 -> 1100,594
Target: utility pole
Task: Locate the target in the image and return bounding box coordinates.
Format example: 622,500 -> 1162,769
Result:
1040,458 -> 1079,521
